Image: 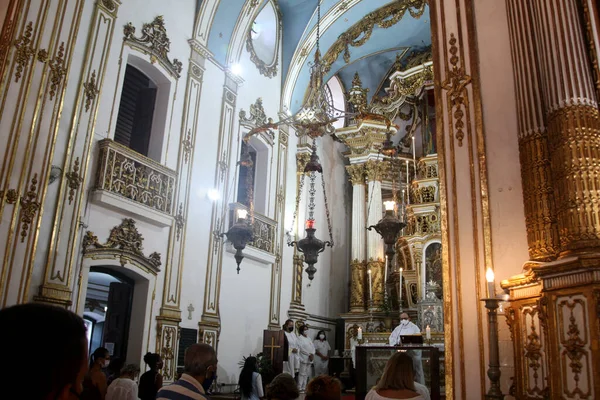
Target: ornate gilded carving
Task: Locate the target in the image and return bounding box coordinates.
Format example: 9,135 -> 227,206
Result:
523,309 -> 544,395
101,0 -> 117,11
296,152 -> 311,174
239,98 -> 274,134
293,254 -> 304,304
348,73 -> 369,112
548,105 -> 600,254
175,203 -> 184,241
19,174 -> 40,242
581,0 -> 600,99
321,0 -> 427,71
367,260 -> 385,308
350,259 -> 367,311
37,49 -> 48,63
5,189 -> 18,204
537,295 -> 549,337
182,129 -> 192,163
83,70 -> 98,112
405,211 -> 440,236
48,42 -> 66,100
13,21 -> 34,83
375,66 -> 433,106
246,28 -> 279,78
65,157 -> 82,205
345,164 -> 365,186
413,185 -> 435,203
441,34 -> 471,147
559,299 -> 587,394
160,325 -> 177,381
505,307 -> 515,342
123,16 -> 182,78
95,139 -> 176,214
82,218 -> 162,272
364,160 -> 389,182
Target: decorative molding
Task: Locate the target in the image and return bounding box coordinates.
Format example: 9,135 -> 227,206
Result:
175,203 -> 184,241
47,42 -> 66,100
82,218 -> 162,274
13,21 -> 34,83
245,2 -> 280,78
19,174 -> 40,242
182,129 -> 192,163
65,157 -> 82,205
83,70 -> 98,112
123,16 -> 183,78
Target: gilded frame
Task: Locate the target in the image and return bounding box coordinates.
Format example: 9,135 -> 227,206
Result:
245,0 -> 281,78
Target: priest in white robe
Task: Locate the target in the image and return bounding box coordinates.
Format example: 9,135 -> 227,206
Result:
282,319 -> 300,378
388,312 -> 425,384
297,324 -> 316,391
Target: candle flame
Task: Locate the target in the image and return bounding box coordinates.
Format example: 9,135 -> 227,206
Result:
486,268 -> 495,283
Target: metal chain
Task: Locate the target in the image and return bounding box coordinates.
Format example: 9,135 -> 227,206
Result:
246,161 -> 255,223
308,172 -> 317,220
316,0 -> 321,54
287,173 -> 306,245
320,171 -> 334,246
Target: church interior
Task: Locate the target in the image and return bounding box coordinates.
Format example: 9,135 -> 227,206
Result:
0,0 -> 599,399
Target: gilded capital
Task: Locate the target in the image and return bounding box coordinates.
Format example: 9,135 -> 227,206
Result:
365,160 -> 390,182
346,164 -> 365,185
296,152 -> 311,174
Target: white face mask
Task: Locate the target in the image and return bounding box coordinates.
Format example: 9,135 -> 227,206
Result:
104,360 -> 110,368
319,334 -> 325,340
401,319 -> 409,326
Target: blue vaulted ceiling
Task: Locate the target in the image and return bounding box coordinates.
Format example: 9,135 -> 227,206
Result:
204,1 -> 431,111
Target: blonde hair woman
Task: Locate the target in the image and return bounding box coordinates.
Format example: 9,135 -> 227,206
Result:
365,352 -> 429,400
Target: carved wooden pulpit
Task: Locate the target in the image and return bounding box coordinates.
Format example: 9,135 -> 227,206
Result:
262,330 -> 285,376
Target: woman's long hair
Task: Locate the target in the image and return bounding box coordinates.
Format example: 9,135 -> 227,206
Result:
239,356 -> 258,397
374,352 -> 416,392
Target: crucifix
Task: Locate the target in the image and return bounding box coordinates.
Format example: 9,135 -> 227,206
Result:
264,336 -> 281,362
187,303 -> 195,320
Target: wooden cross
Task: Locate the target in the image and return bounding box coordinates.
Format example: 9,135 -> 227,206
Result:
264,336 -> 281,362
187,303 -> 195,320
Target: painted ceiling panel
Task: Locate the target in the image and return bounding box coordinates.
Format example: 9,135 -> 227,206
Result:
279,0 -> 318,77
207,0 -> 247,66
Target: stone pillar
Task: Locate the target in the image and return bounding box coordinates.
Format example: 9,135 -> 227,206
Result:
531,0 -> 600,256
506,0 -> 560,261
365,160 -> 387,310
346,163 -> 366,312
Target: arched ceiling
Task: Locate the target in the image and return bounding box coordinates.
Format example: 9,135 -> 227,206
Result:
203,0 -> 431,111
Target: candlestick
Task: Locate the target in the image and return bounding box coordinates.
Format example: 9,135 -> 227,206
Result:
368,269 -> 373,301
426,325 -> 431,340
357,327 -> 362,340
486,268 -> 495,298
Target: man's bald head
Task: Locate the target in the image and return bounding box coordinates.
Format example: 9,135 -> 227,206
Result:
184,343 -> 217,378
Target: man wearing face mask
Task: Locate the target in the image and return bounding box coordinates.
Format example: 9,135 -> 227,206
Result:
157,343 -> 218,400
388,313 -> 424,384
282,319 -> 300,378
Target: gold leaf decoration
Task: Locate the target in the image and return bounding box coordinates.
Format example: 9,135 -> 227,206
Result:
13,21 -> 34,82
83,70 -> 99,112
65,157 -> 82,205
48,42 -> 66,100
19,174 -> 40,242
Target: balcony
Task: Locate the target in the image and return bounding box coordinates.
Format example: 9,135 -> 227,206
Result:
94,139 -> 176,226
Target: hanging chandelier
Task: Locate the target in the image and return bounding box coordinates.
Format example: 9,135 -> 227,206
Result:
368,200 -> 406,268
287,143 -> 334,280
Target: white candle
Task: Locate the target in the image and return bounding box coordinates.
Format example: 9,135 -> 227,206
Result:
357,327 -> 362,340
406,161 -> 410,205
384,256 -> 388,286
426,325 -> 431,340
368,269 -> 373,301
399,268 -> 403,307
412,136 -> 416,162
486,268 -> 495,298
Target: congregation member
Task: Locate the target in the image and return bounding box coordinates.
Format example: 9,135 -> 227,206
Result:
239,356 -> 265,400
297,325 -> 316,391
82,347 -> 111,400
106,358 -> 125,386
282,319 -> 300,377
388,313 -> 424,384
106,363 -> 140,400
138,352 -> 164,400
313,330 -> 331,376
305,375 -> 341,400
0,303 -> 88,400
365,353 -> 427,400
266,373 -> 299,400
157,343 -> 217,400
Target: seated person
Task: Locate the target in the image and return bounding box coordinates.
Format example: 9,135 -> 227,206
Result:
266,373 -> 299,400
305,375 -> 341,400
365,353 -> 425,400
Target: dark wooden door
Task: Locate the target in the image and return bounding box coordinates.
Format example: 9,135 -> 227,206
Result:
103,282 -> 133,360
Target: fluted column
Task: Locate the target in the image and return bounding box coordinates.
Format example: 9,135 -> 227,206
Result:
346,163 -> 367,312
365,160 -> 388,310
506,0 -> 560,261
532,0 -> 600,256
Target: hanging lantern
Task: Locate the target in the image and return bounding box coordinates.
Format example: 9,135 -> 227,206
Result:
220,208 -> 253,273
367,200 -> 405,265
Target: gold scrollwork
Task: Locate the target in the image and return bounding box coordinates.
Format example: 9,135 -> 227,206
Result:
65,157 -> 82,205
123,16 -> 183,78
5,189 -> 18,204
293,254 -> 304,304
160,325 -> 177,381
182,129 -> 192,163
83,70 -> 99,112
240,98 -> 273,129
441,34 -> 471,147
48,42 -> 66,100
413,185 -> 435,203
505,307 -> 515,342
350,259 -> 367,311
13,21 -> 34,83
296,152 -> 311,174
101,0 -> 117,11
322,0 -> 427,72
523,308 -> 544,394
19,174 -> 40,242
175,203 -> 184,241
345,164 -> 365,186
246,30 -> 279,78
559,299 -> 587,394
364,160 -> 389,182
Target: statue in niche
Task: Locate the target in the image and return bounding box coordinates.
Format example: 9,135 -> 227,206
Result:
425,243 -> 443,299
422,90 -> 436,155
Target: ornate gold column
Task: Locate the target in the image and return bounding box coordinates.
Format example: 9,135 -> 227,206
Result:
506,0 -> 559,261
346,163 -> 367,312
531,0 -> 600,256
365,160 -> 388,310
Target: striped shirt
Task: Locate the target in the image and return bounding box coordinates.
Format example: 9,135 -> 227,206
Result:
156,374 -> 209,400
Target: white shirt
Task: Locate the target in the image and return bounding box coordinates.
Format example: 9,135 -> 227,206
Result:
285,330 -> 300,370
389,321 -> 421,345
297,334 -> 316,363
313,339 -> 331,357
365,388 -> 424,400
106,378 -> 138,400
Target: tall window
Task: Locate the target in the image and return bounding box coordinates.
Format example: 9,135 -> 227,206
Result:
237,141 -> 257,207
114,65 -> 157,157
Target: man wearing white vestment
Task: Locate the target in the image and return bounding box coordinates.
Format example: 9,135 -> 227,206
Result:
282,319 -> 300,378
297,325 -> 315,391
388,313 -> 425,384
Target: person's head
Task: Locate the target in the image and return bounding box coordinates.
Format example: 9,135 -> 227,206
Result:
0,303 -> 88,400
299,325 -> 309,337
239,356 -> 259,397
305,375 -> 342,400
91,347 -> 110,369
375,352 -> 416,392
400,313 -> 410,326
108,358 -> 125,375
143,352 -> 163,371
283,319 -> 294,332
316,330 -> 326,341
120,364 -> 141,380
184,343 -> 218,384
266,373 -> 299,400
